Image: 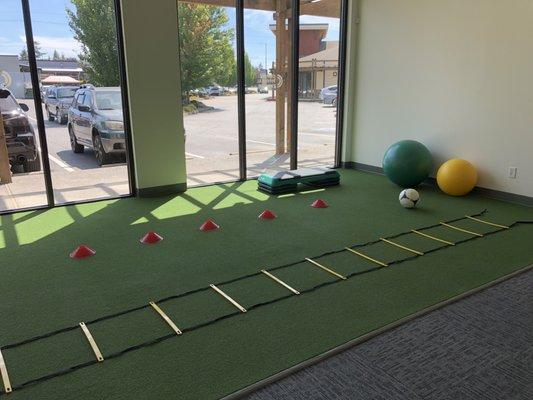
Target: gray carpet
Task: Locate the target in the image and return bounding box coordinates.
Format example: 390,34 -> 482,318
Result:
247,269 -> 533,400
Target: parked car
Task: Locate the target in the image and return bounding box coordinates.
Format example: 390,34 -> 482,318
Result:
258,86 -> 269,94
319,85 -> 338,106
40,85 -> 52,102
0,87 -> 41,173
67,85 -> 125,166
43,86 -> 78,124
245,86 -> 258,94
206,86 -> 221,96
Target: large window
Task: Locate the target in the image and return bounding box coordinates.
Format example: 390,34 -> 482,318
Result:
0,0 -> 132,213
178,0 -> 347,186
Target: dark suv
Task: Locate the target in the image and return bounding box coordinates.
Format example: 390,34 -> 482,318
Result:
67,85 -> 125,165
0,87 -> 41,173
43,86 -> 78,124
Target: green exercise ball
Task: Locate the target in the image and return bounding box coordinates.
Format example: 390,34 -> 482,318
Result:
382,140 -> 433,187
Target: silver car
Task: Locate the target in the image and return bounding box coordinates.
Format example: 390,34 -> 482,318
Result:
319,85 -> 337,106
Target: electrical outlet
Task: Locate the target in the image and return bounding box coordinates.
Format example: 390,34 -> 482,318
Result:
508,167 -> 517,179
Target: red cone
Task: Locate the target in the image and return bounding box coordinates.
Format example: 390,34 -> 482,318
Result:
140,231 -> 164,244
199,219 -> 220,231
258,209 -> 277,220
311,199 -> 328,208
70,245 -> 96,259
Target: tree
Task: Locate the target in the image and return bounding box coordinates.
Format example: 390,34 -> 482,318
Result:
244,53 -> 257,87
52,50 -> 60,60
67,0 -> 119,86
178,4 -> 235,95
19,41 -> 45,60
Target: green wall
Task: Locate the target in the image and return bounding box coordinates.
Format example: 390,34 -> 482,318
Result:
119,0 -> 187,196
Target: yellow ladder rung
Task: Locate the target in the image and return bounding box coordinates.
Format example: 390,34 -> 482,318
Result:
305,258 -> 347,280
440,222 -> 484,237
261,270 -> 300,295
465,215 -> 509,229
0,349 -> 12,394
150,301 -> 182,335
380,238 -> 424,256
210,284 -> 247,313
345,247 -> 388,267
411,230 -> 455,246
79,322 -> 104,362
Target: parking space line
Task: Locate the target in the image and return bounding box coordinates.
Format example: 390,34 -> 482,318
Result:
246,139 -> 275,146
298,132 -> 336,138
37,147 -> 75,172
185,152 -> 205,159
48,154 -> 75,173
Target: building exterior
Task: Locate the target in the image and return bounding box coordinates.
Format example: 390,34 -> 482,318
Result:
0,55 -> 26,98
299,41 -> 339,99
269,24 -> 339,100
19,59 -> 83,82
1,55 -> 83,98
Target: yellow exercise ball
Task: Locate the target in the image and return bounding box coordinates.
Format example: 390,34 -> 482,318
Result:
437,159 -> 478,196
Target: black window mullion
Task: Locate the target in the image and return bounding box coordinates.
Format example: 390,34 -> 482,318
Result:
113,0 -> 137,195
236,0 -> 247,180
21,0 -> 54,206
334,0 -> 349,168
290,0 -> 300,170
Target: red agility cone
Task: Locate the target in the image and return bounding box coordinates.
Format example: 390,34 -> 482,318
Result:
140,231 -> 164,244
70,245 -> 96,259
199,219 -> 220,231
258,209 -> 277,220
310,199 -> 328,208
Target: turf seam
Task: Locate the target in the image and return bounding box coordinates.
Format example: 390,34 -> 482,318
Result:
2,210 -> 532,396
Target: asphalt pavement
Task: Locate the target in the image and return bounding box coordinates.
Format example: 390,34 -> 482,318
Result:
1,94 -> 336,211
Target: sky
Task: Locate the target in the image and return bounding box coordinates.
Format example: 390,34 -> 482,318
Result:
0,0 -> 340,67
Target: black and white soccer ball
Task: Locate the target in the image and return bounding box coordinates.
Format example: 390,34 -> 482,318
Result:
399,189 -> 420,209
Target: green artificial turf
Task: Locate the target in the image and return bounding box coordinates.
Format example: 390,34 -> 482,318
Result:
0,169 -> 532,399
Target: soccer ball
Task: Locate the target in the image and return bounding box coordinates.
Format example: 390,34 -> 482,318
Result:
399,189 -> 420,209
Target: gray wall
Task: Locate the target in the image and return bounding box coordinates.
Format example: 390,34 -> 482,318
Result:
0,55 -> 26,99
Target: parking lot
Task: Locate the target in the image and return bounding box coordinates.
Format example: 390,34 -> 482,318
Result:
1,93 -> 336,211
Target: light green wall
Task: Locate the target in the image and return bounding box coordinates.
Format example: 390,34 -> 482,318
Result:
344,0 -> 533,197
119,0 -> 186,195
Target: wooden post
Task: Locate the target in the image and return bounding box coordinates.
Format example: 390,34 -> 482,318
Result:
0,112 -> 12,184
275,0 -> 286,154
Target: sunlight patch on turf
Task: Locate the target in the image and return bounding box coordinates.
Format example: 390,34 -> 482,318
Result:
15,207 -> 75,245
150,196 -> 201,220
76,199 -> 118,218
131,216 -> 150,225
213,192 -> 256,209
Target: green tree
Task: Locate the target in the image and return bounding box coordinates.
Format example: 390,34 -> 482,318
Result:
178,4 -> 235,95
52,50 -> 60,60
67,0 -> 119,86
19,41 -> 45,60
244,53 -> 257,86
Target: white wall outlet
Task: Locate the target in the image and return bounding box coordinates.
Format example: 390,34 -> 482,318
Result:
508,167 -> 517,179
